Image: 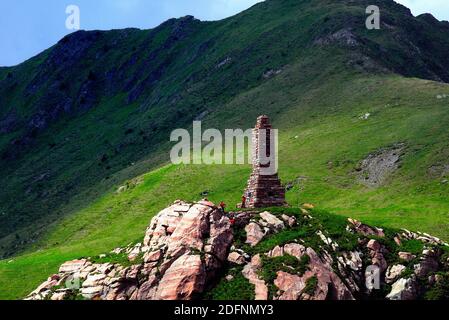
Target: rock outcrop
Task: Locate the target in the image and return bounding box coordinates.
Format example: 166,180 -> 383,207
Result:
27,200 -> 233,300
27,201 -> 449,301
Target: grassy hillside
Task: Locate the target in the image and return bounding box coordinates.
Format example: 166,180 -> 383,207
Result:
2,71 -> 449,299
2,0 -> 449,257
1,0 -> 449,299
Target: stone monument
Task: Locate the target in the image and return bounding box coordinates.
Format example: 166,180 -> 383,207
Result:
240,115 -> 286,208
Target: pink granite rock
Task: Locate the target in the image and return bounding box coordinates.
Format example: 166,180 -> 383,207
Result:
245,222 -> 265,246
348,218 -> 385,237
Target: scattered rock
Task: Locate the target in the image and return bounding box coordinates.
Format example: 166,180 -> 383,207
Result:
225,275 -> 234,282
414,249 -> 439,277
347,218 -> 385,237
27,200 -> 233,301
314,28 -> 359,47
242,255 -> 268,300
398,251 -> 415,262
245,222 -> 265,247
216,57 -> 232,69
262,69 -> 282,79
386,277 -> 418,300
367,239 -> 388,272
356,143 -> 405,187
360,113 -> 371,120
400,229 -> 449,246
227,252 -> 246,265
385,265 -> 406,284
260,211 -> 285,231
281,214 -> 296,227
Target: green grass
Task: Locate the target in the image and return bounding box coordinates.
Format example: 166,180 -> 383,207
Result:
303,276 -> 318,296
2,73 -> 449,299
204,266 -> 255,300
2,0 -> 449,300
259,254 -> 310,299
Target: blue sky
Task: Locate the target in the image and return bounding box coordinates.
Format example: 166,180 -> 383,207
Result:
0,0 -> 448,67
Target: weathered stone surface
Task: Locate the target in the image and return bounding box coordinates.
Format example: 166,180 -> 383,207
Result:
27,200 -> 233,301
386,265 -> 406,284
398,251 -> 415,262
400,229 -> 449,246
414,249 -> 439,277
245,222 -> 265,247
281,214 -> 297,227
267,245 -> 284,258
83,273 -> 107,288
386,277 -> 418,300
283,243 -> 306,259
348,218 -> 385,237
367,239 -> 388,272
59,259 -> 90,273
228,252 -> 246,265
260,211 -> 285,231
241,116 -> 286,208
274,272 -> 307,300
242,255 -> 268,300
336,251 -> 363,293
50,290 -> 70,301
143,250 -> 162,263
156,254 -> 205,300
27,202 -> 448,301
268,243 -> 354,300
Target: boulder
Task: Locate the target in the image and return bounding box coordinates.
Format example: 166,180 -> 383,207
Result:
281,214 -> 297,227
259,211 -> 285,231
274,271 -> 307,300
245,222 -> 265,247
269,243 -> 353,300
414,249 -> 439,277
386,277 -> 418,300
267,245 -> 285,258
242,255 -> 268,300
348,218 -> 385,237
156,254 -> 205,300
27,200 -> 233,301
82,273 -> 107,288
367,239 -> 388,272
398,252 -> 415,262
228,252 -> 246,265
385,265 -> 406,284
59,259 -> 90,274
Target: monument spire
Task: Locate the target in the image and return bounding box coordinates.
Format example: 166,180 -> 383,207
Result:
240,115 -> 286,208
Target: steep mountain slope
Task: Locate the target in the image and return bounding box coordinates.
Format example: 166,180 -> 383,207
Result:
1,0 -> 449,299
2,0 -> 449,258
